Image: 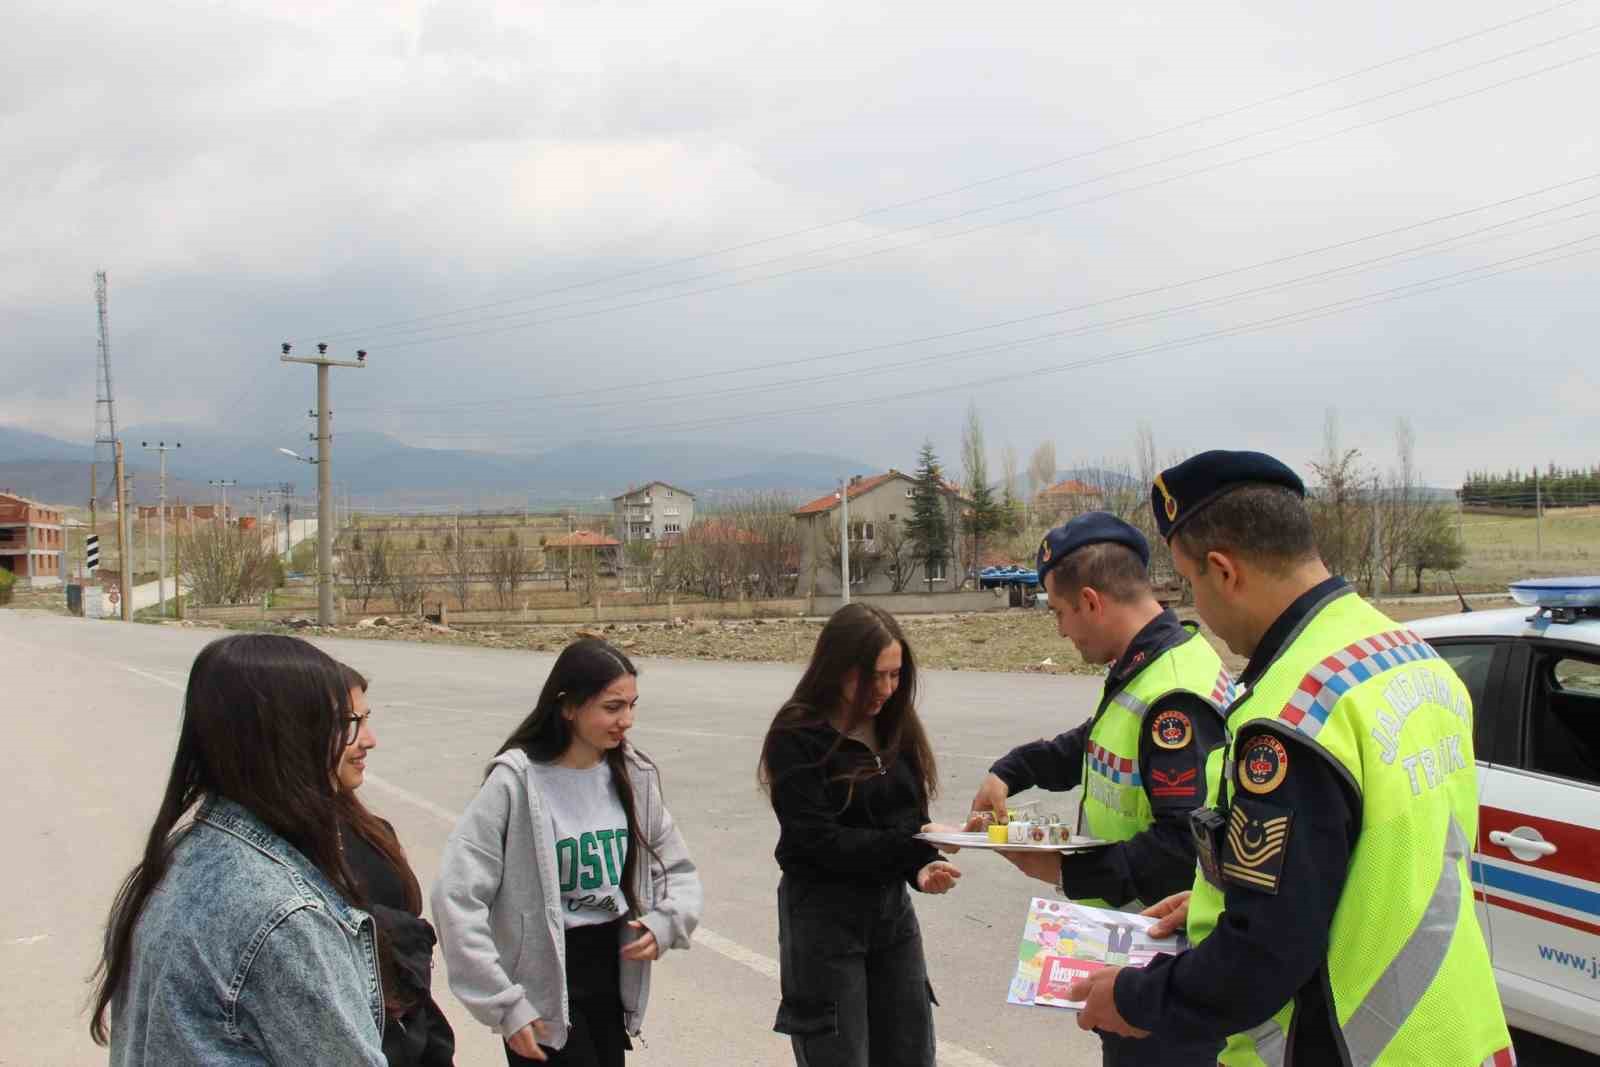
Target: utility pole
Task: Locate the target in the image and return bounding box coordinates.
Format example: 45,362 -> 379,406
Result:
280,342 -> 367,626
208,479 -> 236,526
839,479 -> 851,605
1535,468 -> 1543,559
142,442 -> 179,616
1370,476 -> 1381,598
114,441 -> 132,620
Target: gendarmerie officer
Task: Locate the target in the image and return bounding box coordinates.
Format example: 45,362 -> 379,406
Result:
967,512 -> 1232,1066
1068,451 -> 1514,1067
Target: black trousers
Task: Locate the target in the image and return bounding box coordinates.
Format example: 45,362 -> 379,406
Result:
773,875 -> 937,1067
1098,1029 -> 1222,1067
506,920 -> 630,1067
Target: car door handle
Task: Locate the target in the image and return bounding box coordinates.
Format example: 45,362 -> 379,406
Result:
1489,830 -> 1558,857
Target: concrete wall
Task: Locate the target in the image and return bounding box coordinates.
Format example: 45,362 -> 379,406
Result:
442,588 -> 1004,627
808,589 -> 1002,616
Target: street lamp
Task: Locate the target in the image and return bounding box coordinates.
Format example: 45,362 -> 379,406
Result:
278,447 -> 315,464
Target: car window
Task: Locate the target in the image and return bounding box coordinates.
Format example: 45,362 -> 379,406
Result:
1525,650 -> 1600,787
1433,642 -> 1498,755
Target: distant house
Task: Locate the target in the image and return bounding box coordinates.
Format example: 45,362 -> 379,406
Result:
612,482 -> 696,545
0,490 -> 65,587
1035,478 -> 1106,521
793,471 -> 972,596
544,529 -> 622,575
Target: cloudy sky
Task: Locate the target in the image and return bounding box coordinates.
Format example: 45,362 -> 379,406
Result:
5,0 -> 1598,486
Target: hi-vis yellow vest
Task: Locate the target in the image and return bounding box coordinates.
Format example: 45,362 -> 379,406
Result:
1078,626 -> 1233,875
1188,588 -> 1511,1067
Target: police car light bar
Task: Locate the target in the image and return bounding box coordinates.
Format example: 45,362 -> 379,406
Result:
1508,576 -> 1600,609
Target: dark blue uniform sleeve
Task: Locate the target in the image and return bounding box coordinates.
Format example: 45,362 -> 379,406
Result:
1112,723 -> 1358,1043
990,720 -> 1090,794
1058,695 -> 1224,906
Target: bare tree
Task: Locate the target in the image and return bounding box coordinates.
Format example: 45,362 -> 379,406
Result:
876,519 -> 920,592
384,546 -> 430,615
1027,440 -> 1057,498
487,531 -> 528,608
345,532 -> 391,612
436,531 -> 474,610
732,492 -> 801,598
1001,443 -> 1020,500
1308,409 -> 1373,584
180,524 -> 276,605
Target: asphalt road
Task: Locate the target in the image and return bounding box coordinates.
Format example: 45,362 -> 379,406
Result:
3,610 -> 1111,1066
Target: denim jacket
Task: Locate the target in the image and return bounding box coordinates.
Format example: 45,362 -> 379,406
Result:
110,796 -> 386,1066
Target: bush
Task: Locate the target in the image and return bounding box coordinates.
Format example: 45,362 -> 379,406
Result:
0,568 -> 14,606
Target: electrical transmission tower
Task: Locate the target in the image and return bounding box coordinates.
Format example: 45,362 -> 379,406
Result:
92,271 -> 119,512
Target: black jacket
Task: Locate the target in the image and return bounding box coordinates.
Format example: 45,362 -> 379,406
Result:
766,720 -> 942,888
342,818 -> 457,1067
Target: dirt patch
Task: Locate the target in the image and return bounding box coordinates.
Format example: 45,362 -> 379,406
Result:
133,596 -> 1516,677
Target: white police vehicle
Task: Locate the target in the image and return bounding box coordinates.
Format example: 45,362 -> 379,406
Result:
1410,578 -> 1600,1055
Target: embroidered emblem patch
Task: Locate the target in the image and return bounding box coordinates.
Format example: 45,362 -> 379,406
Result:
1040,537 -> 1053,564
1154,474 -> 1179,522
1149,767 -> 1198,798
1151,709 -> 1193,750
1238,734 -> 1289,794
1221,798 -> 1293,895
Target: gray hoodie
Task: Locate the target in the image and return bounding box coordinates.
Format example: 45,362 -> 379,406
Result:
430,747 -> 701,1051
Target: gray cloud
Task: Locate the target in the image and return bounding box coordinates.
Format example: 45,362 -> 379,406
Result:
4,0 -> 1598,489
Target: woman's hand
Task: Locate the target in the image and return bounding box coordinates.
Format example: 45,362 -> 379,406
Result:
916,860 -> 962,894
620,920 -> 660,961
921,821 -> 964,854
1141,891 -> 1191,938
506,1020 -> 552,1061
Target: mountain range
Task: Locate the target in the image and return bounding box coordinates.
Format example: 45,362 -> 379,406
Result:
0,424 -> 878,509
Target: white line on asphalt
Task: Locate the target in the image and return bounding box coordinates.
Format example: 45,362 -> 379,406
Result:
362,772 -> 464,826
114,661 -> 1007,1066
122,665 -> 188,691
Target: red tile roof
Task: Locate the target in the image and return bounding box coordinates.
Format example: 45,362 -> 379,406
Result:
793,472 -> 902,515
1040,478 -> 1102,497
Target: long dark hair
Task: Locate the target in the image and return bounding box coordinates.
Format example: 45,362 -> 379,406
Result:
494,638 -> 660,918
335,664 -> 424,1018
758,602 -> 939,804
90,634 -> 362,1045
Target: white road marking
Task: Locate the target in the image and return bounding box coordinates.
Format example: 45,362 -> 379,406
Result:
7,934 -> 49,946
114,660 -> 1008,1067
361,772 -> 464,826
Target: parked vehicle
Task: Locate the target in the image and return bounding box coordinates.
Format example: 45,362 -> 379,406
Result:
1410,577 -> 1600,1056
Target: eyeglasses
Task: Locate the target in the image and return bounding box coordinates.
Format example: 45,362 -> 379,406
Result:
341,711 -> 372,747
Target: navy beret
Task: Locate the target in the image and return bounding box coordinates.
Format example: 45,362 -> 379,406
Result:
1152,450 -> 1306,540
1036,512 -> 1151,580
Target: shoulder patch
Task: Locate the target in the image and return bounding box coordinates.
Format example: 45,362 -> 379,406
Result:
1237,734 -> 1288,794
1151,709 -> 1193,750
1222,797 -> 1294,895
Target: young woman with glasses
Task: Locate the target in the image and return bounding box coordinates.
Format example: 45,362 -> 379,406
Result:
432,638 -> 702,1066
90,634 -> 387,1065
334,664 -> 456,1067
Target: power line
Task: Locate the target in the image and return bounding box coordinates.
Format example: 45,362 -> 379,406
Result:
370,199 -> 1600,425
302,0 -> 1590,346
401,232 -> 1600,445
344,172 -> 1600,416
360,37 -> 1600,353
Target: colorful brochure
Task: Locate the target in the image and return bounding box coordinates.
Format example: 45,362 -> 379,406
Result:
1007,896 -> 1186,1010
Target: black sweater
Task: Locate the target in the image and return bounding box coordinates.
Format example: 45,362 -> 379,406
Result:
341,817 -> 456,1067
767,721 -> 942,888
